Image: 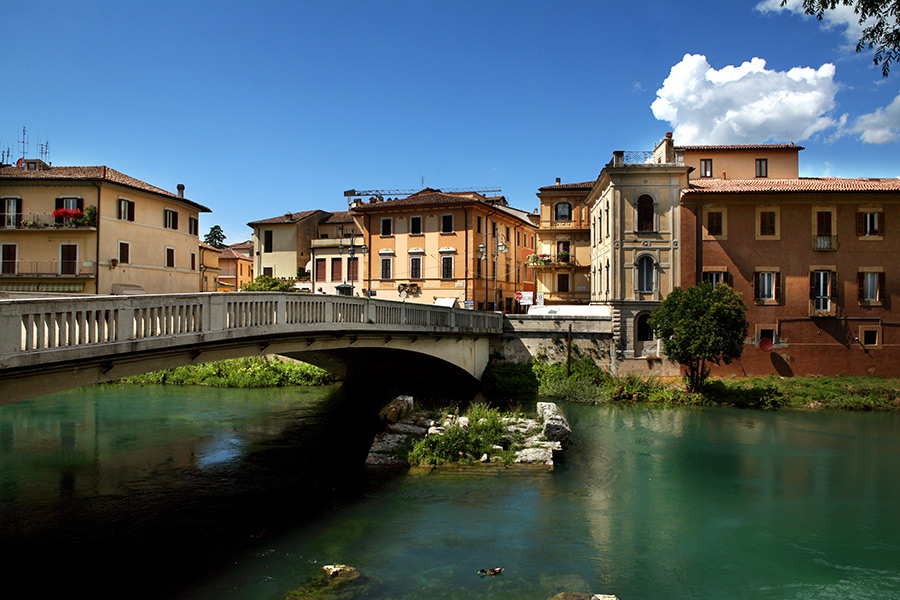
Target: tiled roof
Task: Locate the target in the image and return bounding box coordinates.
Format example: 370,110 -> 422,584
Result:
676,143 -> 804,151
228,240 -> 253,249
0,164 -> 211,211
538,180 -> 596,191
199,242 -> 220,251
218,248 -> 253,261
323,210 -> 354,224
248,209 -> 324,225
684,177 -> 900,194
352,189 -> 535,227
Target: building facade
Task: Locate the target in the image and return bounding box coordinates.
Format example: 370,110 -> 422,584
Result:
248,210 -> 329,281
199,242 -> 220,292
0,159 -> 210,295
309,211 -> 368,295
217,248 -> 254,291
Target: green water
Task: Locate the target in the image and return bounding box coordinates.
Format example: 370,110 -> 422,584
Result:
1,384 -> 897,599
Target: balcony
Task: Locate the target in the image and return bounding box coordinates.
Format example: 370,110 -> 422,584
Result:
527,253 -> 583,268
812,235 -> 839,251
2,210 -> 97,230
0,260 -> 96,277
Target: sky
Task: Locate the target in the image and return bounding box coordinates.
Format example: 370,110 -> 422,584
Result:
3,0 -> 899,244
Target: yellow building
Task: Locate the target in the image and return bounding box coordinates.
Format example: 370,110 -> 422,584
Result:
310,211 -> 368,295
199,242 -> 220,292
217,248 -> 254,291
351,189 -> 537,311
247,210 -> 329,280
533,179 -> 594,304
0,158 -> 210,295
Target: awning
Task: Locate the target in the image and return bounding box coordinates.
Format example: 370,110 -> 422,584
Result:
434,297 -> 458,308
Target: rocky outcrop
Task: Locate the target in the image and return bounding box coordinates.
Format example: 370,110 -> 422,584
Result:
538,401 -> 572,447
378,395 -> 413,423
285,564 -> 380,599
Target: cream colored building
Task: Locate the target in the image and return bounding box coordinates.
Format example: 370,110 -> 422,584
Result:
0,158 -> 210,295
310,211 -> 368,295
248,210 -> 329,281
199,242 -> 220,292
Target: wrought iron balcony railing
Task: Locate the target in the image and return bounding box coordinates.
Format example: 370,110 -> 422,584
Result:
813,235 -> 839,251
0,260 -> 96,277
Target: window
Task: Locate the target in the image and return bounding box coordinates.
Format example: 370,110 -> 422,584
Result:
118,199 -> 135,222
706,211 -> 723,236
857,211 -> 883,237
637,256 -> 654,292
380,218 -> 392,236
815,210 -> 836,250
555,202 -> 572,221
476,216 -> 482,234
759,328 -> 776,344
858,271 -> 884,303
557,273 -> 570,293
262,266 -> 273,277
441,255 -> 454,279
505,259 -> 511,282
166,247 -> 175,268
191,252 -> 197,271
315,259 -> 326,281
754,271 -> 780,302
702,270 -> 730,287
557,240 -> 571,262
164,209 -> 178,230
1,243 -> 17,274
861,328 -> 880,347
410,216 -> 423,235
331,258 -> 342,281
55,197 -> 84,224
380,256 -> 392,279
409,256 -> 423,279
756,159 -> 768,178
760,211 -> 777,237
60,244 -> 78,275
636,314 -> 653,342
810,270 -> 836,312
637,195 -> 654,232
700,159 -> 713,178
263,230 -> 273,253
441,214 -> 454,234
348,257 -> 358,281
118,241 -> 130,264
189,216 -> 199,236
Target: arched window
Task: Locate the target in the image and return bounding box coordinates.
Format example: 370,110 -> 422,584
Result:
637,195 -> 654,232
637,255 -> 654,292
636,314 -> 653,341
555,202 -> 572,221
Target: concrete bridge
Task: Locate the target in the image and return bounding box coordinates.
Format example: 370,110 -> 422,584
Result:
0,293 -> 503,404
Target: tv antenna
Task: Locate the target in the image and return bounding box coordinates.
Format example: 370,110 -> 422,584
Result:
39,139 -> 50,162
18,126 -> 28,159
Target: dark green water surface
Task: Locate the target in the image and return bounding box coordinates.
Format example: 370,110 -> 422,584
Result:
0,384 -> 897,599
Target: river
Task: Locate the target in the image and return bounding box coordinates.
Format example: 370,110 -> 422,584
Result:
0,383 -> 897,599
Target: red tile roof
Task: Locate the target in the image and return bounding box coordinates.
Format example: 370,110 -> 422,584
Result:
323,211 -> 354,224
352,189 -> 535,227
0,164 -> 210,211
538,180 -> 596,191
676,143 -> 804,152
218,248 -> 253,261
247,210 -> 324,225
684,177 -> 900,194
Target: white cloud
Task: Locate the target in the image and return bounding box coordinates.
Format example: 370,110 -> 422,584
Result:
853,91 -> 900,143
651,54 -> 839,144
755,0 -> 865,47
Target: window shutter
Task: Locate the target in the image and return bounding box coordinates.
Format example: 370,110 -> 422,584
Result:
856,212 -> 865,236
0,201 -> 5,223
129,201 -> 135,222
55,198 -> 64,224
877,212 -> 884,236
76,198 -> 84,212
164,210 -> 168,227
830,271 -> 838,302
775,272 -> 782,301
117,201 -> 123,220
173,212 -> 178,230
754,272 -> 761,300
14,198 -> 22,226
858,272 -> 865,302
809,272 -> 816,300
879,272 -> 886,301
726,271 -> 733,287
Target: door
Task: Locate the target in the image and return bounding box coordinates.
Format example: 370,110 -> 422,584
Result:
1,244 -> 16,274
60,244 -> 78,275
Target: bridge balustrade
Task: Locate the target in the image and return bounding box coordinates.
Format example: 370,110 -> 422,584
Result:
0,293 -> 503,357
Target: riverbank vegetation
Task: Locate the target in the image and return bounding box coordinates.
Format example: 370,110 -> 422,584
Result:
118,356 -> 335,387
483,357 -> 900,411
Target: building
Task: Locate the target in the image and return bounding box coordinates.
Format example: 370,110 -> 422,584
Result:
533,179 -> 594,304
247,210 -> 330,281
351,189 -> 537,311
309,211 -> 367,295
217,247 -> 254,291
225,239 -> 254,258
198,242 -> 220,292
0,158 -> 210,295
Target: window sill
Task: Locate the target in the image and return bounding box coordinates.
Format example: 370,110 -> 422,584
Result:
859,301 -> 883,307
380,235 -> 393,238
858,235 -> 884,241
409,233 -> 424,237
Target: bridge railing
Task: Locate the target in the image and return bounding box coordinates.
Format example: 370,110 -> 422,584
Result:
0,293 -> 503,356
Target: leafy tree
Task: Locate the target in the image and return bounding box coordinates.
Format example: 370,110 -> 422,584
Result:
241,275 -> 297,292
204,225 -> 227,248
648,283 -> 749,393
784,0 -> 900,76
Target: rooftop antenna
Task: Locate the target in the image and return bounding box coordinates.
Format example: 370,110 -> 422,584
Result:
18,126 -> 28,159
421,175 -> 425,188
39,138 -> 50,162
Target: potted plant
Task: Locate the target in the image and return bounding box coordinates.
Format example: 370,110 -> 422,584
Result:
557,250 -> 570,263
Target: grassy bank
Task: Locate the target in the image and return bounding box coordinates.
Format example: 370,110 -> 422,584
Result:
118,356 -> 335,387
483,358 -> 900,411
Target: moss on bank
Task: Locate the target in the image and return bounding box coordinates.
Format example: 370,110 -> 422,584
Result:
482,358 -> 900,411
117,356 -> 335,387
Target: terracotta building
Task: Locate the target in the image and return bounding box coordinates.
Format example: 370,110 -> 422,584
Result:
217,247 -> 254,292
0,158 -> 210,295
309,211 -> 367,295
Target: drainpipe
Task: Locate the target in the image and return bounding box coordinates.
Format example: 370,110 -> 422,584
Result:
91,178 -> 102,294
695,196 -> 703,285
464,206 -> 469,307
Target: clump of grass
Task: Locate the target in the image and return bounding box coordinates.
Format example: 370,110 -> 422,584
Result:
406,403 -> 521,466
118,356 -> 335,387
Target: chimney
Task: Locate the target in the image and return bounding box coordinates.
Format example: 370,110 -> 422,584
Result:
722,171 -> 727,180
177,184 -> 185,197
666,132 -> 673,139
555,177 -> 561,185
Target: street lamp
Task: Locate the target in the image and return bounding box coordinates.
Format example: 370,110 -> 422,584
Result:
477,232 -> 508,311
337,225 -> 368,296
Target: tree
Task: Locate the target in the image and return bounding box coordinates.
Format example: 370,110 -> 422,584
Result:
241,275 -> 297,292
648,283 -> 749,393
785,0 -> 900,76
204,225 -> 227,249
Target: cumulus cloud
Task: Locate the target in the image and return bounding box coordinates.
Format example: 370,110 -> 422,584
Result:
755,0 -> 865,47
651,54 -> 840,144
853,91 -> 900,143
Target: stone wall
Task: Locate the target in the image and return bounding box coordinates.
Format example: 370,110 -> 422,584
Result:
493,315 -> 614,368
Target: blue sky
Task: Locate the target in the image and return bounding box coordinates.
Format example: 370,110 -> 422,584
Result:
3,1 -> 899,244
